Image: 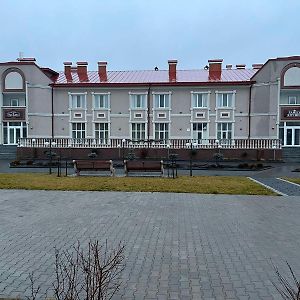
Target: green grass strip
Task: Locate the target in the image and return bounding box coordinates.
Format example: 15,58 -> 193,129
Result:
0,173 -> 276,195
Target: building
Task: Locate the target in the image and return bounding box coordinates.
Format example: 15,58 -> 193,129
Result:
0,55 -> 300,160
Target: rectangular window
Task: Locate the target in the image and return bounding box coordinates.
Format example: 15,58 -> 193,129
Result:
3,95 -> 26,106
155,123 -> 169,141
71,95 -> 85,109
154,94 -> 170,108
217,123 -> 232,140
157,113 -> 166,118
95,123 -> 109,143
196,112 -> 205,118
74,112 -> 82,118
288,96 -> 298,105
97,112 -> 106,118
131,94 -> 146,109
193,123 -> 208,140
11,99 -> 19,106
134,112 -> 143,118
131,123 -> 146,141
217,93 -> 233,108
220,112 -> 230,118
193,93 -> 208,108
94,94 -> 109,109
72,123 -> 85,139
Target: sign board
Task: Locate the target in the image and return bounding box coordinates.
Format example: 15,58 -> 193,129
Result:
2,108 -> 26,121
281,106 -> 300,120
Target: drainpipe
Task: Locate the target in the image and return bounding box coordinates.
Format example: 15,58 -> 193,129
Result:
51,85 -> 54,138
248,84 -> 252,139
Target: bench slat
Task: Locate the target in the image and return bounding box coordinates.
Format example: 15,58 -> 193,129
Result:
73,160 -> 115,176
124,160 -> 164,176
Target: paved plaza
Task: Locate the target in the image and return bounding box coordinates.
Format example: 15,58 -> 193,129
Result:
0,190 -> 300,299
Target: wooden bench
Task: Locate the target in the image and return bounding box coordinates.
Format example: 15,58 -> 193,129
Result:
124,160 -> 164,176
73,160 -> 115,176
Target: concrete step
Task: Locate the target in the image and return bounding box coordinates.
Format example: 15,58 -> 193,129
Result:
282,147 -> 300,162
0,145 -> 17,160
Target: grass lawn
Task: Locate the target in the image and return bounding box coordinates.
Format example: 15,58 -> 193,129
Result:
0,173 -> 276,195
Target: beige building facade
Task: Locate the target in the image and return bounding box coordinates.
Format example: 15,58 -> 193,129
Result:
0,56 -> 299,150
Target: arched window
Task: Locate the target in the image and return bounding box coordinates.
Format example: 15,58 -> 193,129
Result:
281,63 -> 300,88
2,68 -> 25,91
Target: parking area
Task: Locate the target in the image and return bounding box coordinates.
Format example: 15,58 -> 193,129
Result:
0,190 -> 299,299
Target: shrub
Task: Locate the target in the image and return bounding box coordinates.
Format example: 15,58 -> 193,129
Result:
10,160 -> 21,166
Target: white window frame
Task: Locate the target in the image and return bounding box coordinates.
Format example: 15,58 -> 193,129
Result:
220,112 -> 230,118
69,93 -> 87,109
217,122 -> 233,140
154,123 -> 169,141
10,98 -> 19,106
192,123 -> 209,140
153,93 -> 171,109
134,112 -> 143,119
130,93 -> 147,109
71,122 -> 86,139
95,122 -> 109,143
97,112 -> 106,118
195,112 -> 205,118
131,123 -> 146,141
93,92 -> 110,109
191,92 -> 209,108
157,112 -> 166,119
73,112 -> 82,118
216,91 -> 235,108
288,96 -> 298,105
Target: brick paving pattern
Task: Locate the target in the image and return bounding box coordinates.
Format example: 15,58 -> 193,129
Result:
0,190 -> 299,299
251,177 -> 300,196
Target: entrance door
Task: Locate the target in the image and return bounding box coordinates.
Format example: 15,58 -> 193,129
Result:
285,127 -> 300,146
3,122 -> 26,145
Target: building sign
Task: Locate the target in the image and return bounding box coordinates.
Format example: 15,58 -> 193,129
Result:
281,106 -> 300,120
2,108 -> 26,121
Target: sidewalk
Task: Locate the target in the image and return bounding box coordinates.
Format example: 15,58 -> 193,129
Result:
1,159 -> 300,178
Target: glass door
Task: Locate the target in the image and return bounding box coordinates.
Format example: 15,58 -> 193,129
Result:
285,127 -> 300,146
3,122 -> 26,145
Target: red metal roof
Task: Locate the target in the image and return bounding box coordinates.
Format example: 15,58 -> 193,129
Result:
54,68 -> 257,86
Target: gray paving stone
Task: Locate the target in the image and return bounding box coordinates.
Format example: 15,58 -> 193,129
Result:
0,190 -> 299,299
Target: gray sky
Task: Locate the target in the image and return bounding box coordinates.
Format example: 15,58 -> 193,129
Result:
0,0 -> 299,71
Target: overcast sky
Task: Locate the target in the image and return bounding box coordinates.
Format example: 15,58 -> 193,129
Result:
0,0 -> 299,71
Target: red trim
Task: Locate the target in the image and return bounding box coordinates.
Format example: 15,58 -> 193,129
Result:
280,62 -> 300,89
51,81 -> 254,88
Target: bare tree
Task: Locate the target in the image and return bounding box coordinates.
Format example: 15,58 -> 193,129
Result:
53,240 -> 125,300
27,272 -> 41,300
273,261 -> 300,300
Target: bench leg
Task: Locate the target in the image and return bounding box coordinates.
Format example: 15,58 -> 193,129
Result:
111,168 -> 116,177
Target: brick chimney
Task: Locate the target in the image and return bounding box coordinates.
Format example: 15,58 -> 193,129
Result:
98,62 -> 108,82
168,60 -> 177,82
64,62 -> 72,81
77,61 -> 88,82
208,59 -> 223,80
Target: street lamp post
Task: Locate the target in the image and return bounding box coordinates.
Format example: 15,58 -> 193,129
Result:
186,141 -> 198,177
122,138 -> 126,162
44,141 -> 50,174
166,143 -> 170,177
